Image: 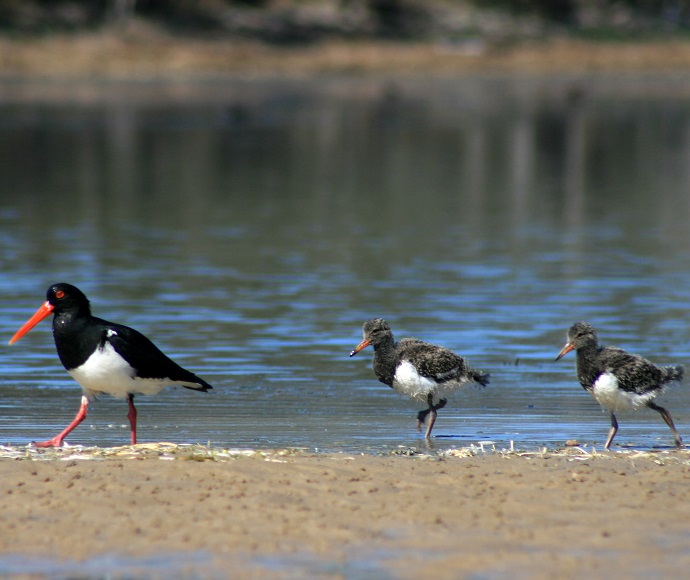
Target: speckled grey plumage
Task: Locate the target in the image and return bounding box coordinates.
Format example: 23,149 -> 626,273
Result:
561,322 -> 683,396
556,321 -> 684,449
350,318 -> 489,438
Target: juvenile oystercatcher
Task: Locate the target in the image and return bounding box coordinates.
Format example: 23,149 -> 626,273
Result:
8,283 -> 212,447
555,321 -> 684,449
349,318 -> 489,438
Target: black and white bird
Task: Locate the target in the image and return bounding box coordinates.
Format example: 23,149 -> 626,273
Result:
555,321 -> 684,449
350,318 -> 489,438
9,283 -> 212,447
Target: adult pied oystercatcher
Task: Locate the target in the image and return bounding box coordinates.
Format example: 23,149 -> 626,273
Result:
555,321 -> 684,449
350,318 -> 489,438
9,283 -> 213,447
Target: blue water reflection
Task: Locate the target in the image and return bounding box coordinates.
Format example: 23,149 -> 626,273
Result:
1,76 -> 690,451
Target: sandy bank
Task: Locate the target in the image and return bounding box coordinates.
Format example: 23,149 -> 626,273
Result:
3,29 -> 690,80
2,444 -> 690,577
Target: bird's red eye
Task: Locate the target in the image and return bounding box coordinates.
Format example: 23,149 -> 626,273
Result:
55,290 -> 65,299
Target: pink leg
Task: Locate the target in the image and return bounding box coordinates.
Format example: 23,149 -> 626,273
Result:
33,395 -> 89,448
127,393 -> 137,445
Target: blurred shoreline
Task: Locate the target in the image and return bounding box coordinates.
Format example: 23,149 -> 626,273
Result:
3,25 -> 690,81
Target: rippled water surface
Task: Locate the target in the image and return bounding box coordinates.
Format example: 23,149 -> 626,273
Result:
2,75 -> 690,452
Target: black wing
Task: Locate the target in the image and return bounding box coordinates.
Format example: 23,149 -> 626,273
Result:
102,319 -> 212,391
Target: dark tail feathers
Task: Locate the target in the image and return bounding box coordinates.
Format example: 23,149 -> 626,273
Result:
182,374 -> 213,392
662,364 -> 684,384
473,370 -> 490,387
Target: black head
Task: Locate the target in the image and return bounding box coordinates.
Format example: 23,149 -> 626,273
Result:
9,283 -> 91,345
349,318 -> 393,357
555,321 -> 598,361
46,283 -> 91,315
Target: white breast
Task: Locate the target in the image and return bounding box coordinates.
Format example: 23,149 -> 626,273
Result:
591,372 -> 656,412
68,342 -> 171,400
392,360 -> 467,403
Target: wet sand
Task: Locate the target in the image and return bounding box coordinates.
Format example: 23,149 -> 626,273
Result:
2,444 -> 690,577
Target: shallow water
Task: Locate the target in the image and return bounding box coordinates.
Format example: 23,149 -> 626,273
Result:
2,75 -> 690,452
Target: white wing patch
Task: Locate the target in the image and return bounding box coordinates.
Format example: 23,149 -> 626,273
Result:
69,341 -> 175,400
591,372 -> 656,412
392,360 -> 469,402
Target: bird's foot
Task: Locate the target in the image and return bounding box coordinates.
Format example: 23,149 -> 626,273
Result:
417,409 -> 431,429
417,399 -> 448,429
31,437 -> 65,448
434,398 -> 448,411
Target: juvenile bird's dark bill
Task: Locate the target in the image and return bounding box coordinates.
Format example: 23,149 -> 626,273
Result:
555,342 -> 574,361
8,301 -> 55,345
349,338 -> 371,357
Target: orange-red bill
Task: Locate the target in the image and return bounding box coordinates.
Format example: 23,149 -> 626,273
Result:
555,342 -> 574,361
8,301 -> 55,345
349,338 -> 371,357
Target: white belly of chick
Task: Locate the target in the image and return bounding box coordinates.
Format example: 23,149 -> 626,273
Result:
591,372 -> 656,412
392,360 -> 465,402
68,341 -> 170,400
